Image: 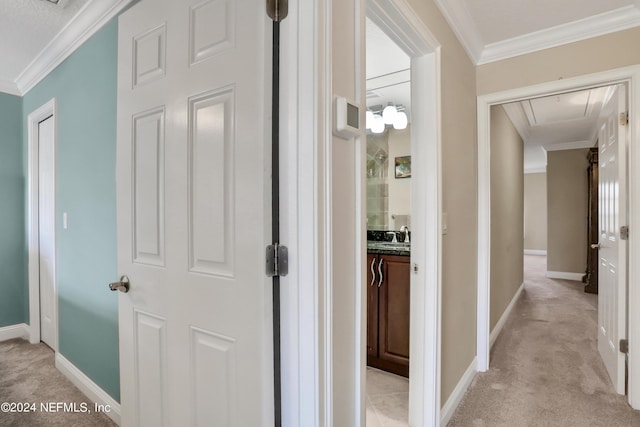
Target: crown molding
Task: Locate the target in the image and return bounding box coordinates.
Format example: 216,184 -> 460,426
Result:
0,78 -> 21,96
501,102 -> 531,141
543,140 -> 595,152
433,0 -> 483,63
15,0 -> 134,95
478,5 -> 640,65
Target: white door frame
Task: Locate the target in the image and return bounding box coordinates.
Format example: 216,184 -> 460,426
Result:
366,1 -> 443,425
279,0 -> 442,425
27,98 -> 58,351
476,65 -> 640,410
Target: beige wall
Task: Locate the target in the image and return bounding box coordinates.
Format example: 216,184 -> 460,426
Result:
387,126 -> 411,228
403,0 -> 479,405
524,173 -> 547,251
477,27 -> 640,95
547,149 -> 589,274
332,0 -> 478,418
490,105 -> 524,331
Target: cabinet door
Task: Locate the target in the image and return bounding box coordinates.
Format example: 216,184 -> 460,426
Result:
378,255 -> 410,368
367,254 -> 379,358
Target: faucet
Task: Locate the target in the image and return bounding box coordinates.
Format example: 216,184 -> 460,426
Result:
386,231 -> 398,243
400,225 -> 410,243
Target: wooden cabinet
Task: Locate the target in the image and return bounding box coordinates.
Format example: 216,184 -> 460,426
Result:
367,253 -> 410,377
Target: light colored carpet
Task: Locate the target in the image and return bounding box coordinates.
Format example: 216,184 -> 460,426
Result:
448,255 -> 640,426
0,338 -> 115,427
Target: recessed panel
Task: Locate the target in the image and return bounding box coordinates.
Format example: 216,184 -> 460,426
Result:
133,108 -> 165,266
190,327 -> 237,426
189,0 -> 236,66
188,88 -> 235,277
133,24 -> 166,87
134,310 -> 167,427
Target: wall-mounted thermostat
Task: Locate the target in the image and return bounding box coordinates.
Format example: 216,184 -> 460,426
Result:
333,96 -> 360,139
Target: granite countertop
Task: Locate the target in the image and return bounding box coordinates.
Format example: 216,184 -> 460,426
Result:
367,242 -> 410,256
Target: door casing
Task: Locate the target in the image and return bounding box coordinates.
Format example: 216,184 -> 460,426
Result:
476,64 -> 640,410
27,98 -> 58,351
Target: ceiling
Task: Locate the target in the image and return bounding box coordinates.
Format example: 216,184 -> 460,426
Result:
435,0 -> 640,64
365,18 -> 411,121
502,86 -> 613,172
0,0 -> 130,96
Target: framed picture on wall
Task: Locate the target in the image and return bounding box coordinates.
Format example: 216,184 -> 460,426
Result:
395,156 -> 411,178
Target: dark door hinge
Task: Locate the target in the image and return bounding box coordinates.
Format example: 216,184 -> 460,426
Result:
621,225 -> 629,240
620,339 -> 629,354
266,243 -> 288,277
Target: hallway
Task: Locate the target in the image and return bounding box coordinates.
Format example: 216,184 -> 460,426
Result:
0,338 -> 115,427
448,255 -> 640,426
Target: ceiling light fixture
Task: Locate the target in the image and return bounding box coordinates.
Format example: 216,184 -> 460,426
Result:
366,103 -> 408,133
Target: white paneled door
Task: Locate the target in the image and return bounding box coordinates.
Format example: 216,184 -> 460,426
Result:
597,84 -> 628,395
116,1 -> 271,426
38,115 -> 56,350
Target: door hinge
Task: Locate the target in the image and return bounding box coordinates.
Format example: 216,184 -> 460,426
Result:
620,112 -> 629,126
266,0 -> 288,22
620,339 -> 629,354
266,243 -> 288,277
621,225 -> 629,240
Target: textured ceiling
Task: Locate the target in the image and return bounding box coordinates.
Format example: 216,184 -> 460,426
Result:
435,0 -> 640,64
0,0 -> 89,84
464,0 -> 632,44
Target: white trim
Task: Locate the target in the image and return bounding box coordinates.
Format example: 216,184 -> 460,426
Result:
477,64 -> 640,410
478,6 -> 640,65
490,282 -> 524,348
524,249 -> 547,256
0,324 -> 30,342
16,0 -> 134,95
27,98 -> 58,350
55,353 -> 121,425
543,140 -> 595,152
0,79 -> 21,96
432,0 -> 483,63
546,271 -> 584,281
368,2 -> 442,425
440,357 -> 477,426
280,0 -> 330,424
524,168 -> 546,174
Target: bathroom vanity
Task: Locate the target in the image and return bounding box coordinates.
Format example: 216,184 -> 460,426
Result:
366,238 -> 410,378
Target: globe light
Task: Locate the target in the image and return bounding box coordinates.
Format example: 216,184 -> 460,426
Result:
366,110 -> 375,129
393,111 -> 408,130
371,115 -> 385,133
382,104 -> 397,125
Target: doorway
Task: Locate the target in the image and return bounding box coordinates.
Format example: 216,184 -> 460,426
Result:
27,99 -> 58,351
364,1 -> 442,425
476,66 -> 640,410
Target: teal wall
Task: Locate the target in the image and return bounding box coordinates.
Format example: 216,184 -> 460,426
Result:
22,19 -> 119,401
0,93 -> 27,326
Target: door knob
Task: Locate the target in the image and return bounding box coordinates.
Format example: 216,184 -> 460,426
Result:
109,275 -> 130,293
591,244 -> 600,249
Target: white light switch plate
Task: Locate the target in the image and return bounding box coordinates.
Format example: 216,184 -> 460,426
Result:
63,212 -> 68,230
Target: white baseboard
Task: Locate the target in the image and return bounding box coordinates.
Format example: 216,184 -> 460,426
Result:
490,282 -> 524,348
55,353 -> 121,425
0,323 -> 30,342
440,357 -> 477,426
547,271 -> 584,281
524,249 -> 547,256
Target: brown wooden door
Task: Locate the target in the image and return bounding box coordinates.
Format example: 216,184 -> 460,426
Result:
367,254 -> 379,358
378,255 -> 410,374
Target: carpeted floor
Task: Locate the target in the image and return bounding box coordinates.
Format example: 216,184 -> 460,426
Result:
0,338 -> 115,426
448,255 -> 640,426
